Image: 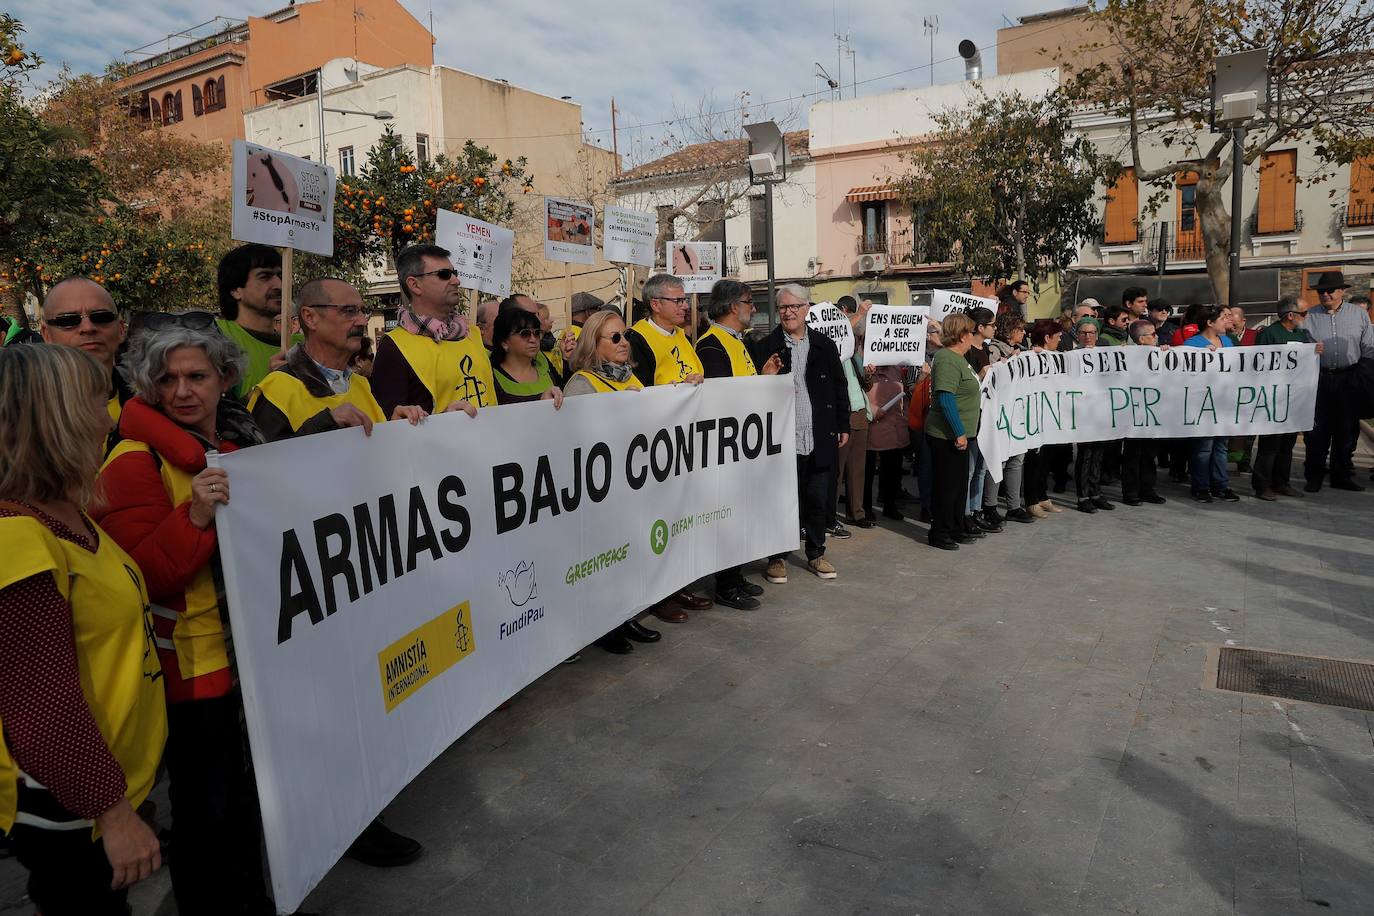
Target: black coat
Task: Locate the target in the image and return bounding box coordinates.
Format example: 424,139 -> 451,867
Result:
750,325 -> 851,469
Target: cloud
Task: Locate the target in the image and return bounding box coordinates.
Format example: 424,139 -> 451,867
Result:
18,0 -> 1054,161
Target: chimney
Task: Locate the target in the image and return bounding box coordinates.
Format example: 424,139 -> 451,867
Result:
958,40 -> 982,81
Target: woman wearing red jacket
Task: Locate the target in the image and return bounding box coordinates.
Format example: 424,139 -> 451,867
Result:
94,315 -> 274,916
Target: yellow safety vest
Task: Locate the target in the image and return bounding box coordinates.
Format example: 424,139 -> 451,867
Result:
107,395 -> 123,425
572,370 -> 643,393
0,513 -> 167,835
698,325 -> 758,377
630,319 -> 704,386
101,441 -> 230,683
385,326 -> 495,411
247,370 -> 386,431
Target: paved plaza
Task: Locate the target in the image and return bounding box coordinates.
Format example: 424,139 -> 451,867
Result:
5,472 -> 1374,915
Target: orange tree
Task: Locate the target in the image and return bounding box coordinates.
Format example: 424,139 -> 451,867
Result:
326,126 -> 533,280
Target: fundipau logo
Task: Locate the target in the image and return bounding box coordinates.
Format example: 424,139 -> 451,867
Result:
498,560 -> 537,607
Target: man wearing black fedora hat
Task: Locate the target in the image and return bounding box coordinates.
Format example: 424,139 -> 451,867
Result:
1303,270 -> 1374,492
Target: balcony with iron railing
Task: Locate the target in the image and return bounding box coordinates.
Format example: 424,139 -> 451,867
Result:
1141,222 -> 1207,266
857,231 -> 889,256
744,244 -> 768,263
1248,210 -> 1304,236
1342,203 -> 1374,228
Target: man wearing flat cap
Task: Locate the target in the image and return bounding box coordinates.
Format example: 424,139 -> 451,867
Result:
1302,271 -> 1374,492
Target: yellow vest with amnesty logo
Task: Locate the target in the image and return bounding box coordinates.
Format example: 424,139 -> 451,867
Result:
386,326 -> 494,410
630,319 -> 704,386
247,371 -> 386,431
101,441 -> 230,682
0,513 -> 167,836
571,370 -> 642,393
699,325 -> 758,377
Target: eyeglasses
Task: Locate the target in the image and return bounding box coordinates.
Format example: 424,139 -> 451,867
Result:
600,331 -> 625,344
305,303 -> 367,319
45,309 -> 120,329
512,328 -> 542,341
140,310 -> 217,331
654,296 -> 689,305
416,268 -> 458,281
778,303 -> 805,313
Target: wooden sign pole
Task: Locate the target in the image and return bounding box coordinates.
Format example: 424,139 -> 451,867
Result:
623,264 -> 634,322
280,247 -> 294,352
564,262 -> 574,325
691,292 -> 699,344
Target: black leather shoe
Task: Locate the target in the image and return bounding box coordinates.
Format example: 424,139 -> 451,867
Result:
594,632 -> 634,654
1215,489 -> 1241,502
738,580 -> 764,597
621,620 -> 661,642
927,538 -> 959,551
1123,497 -> 1142,506
715,587 -> 761,611
977,511 -> 1004,532
1331,479 -> 1366,492
1091,497 -> 1115,511
1005,507 -> 1035,523
1304,480 -> 1322,493
1142,493 -> 1167,504
953,533 -> 977,544
1192,491 -> 1213,503
1077,500 -> 1097,514
345,819 -> 423,868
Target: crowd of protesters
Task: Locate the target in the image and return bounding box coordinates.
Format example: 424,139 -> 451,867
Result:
1,241 -> 1372,914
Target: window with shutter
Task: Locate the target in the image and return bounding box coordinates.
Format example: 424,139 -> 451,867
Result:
191,83 -> 203,116
1350,156 -> 1374,227
1256,150 -> 1296,234
1103,167 -> 1139,243
174,90 -> 183,122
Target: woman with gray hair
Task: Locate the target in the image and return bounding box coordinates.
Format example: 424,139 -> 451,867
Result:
93,313 -> 275,916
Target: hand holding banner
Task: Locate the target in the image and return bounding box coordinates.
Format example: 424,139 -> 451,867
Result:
231,141 -> 336,257
930,288 -> 997,323
435,209 -> 515,297
805,301 -> 854,360
862,306 -> 929,367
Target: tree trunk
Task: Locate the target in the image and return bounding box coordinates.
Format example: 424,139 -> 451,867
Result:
1194,165 -> 1233,306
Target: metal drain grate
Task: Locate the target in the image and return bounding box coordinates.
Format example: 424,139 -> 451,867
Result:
1216,647 -> 1374,712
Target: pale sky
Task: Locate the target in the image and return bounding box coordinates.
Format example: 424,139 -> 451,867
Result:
14,0 -> 1058,162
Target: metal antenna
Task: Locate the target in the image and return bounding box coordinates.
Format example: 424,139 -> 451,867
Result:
923,15 -> 939,86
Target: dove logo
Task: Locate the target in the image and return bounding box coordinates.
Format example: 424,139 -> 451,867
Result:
498,560 -> 538,607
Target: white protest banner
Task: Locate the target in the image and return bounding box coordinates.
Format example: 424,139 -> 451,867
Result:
863,306 -> 930,367
603,204 -> 656,266
804,301 -> 854,360
977,344 -> 1320,480
231,140 -> 335,256
930,288 -> 997,323
435,208 -> 514,297
544,196 -> 596,264
214,378 -> 798,913
667,241 -> 722,294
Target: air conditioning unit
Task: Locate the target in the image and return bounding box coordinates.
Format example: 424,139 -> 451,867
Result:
858,252 -> 887,274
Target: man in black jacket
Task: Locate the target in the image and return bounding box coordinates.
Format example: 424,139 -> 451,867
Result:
750,284 -> 850,582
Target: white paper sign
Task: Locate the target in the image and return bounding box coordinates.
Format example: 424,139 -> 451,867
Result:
930,288 -> 998,323
978,344 -> 1320,480
603,205 -> 656,267
544,196 -> 596,264
666,241 -> 722,294
213,379 -> 799,913
435,209 -> 514,297
231,140 -> 335,256
804,301 -> 854,361
863,306 -> 930,367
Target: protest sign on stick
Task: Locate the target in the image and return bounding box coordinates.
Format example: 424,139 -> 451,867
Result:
603,205 -> 656,267
930,288 -> 998,323
804,301 -> 855,360
862,306 -> 930,367
544,197 -> 596,265
434,209 -> 514,298
666,241 -> 721,294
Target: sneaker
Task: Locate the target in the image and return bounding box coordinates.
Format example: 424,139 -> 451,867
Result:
765,558 -> 787,584
826,524 -> 853,540
1192,491 -> 1213,503
806,557 -> 837,579
1005,507 -> 1035,523
1214,489 -> 1241,502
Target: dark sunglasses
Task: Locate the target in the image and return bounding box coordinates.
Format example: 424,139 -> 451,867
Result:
45,309 -> 120,329
600,331 -> 625,344
511,328 -> 542,341
417,268 -> 458,281
140,310 -> 218,331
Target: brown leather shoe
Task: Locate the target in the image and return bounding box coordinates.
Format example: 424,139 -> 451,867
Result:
672,590 -> 713,610
651,603 -> 689,623
1274,484 -> 1304,498
1255,489 -> 1278,501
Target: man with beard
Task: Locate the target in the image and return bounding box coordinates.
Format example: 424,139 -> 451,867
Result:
248,278 -> 428,439
39,276 -> 134,426
216,244 -> 291,398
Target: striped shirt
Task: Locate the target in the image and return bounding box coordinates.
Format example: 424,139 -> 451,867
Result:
784,331 -> 814,457
1305,302 -> 1374,370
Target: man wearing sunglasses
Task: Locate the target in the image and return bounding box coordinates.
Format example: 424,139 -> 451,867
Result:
248,278 -> 433,442
40,276 -> 134,425
371,244 -> 491,417
216,244 -> 297,399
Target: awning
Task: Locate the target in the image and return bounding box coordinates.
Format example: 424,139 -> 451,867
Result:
845,184 -> 900,203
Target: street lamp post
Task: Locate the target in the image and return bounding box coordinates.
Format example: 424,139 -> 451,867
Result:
744,121 -> 789,327
1211,50 -> 1269,311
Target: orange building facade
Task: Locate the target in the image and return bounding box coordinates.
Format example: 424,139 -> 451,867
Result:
115,0 -> 433,149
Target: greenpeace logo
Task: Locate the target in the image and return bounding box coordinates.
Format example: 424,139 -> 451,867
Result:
565,542 -> 630,586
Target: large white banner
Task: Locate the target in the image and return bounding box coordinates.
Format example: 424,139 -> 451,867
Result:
231,141 -> 336,256
863,305 -> 929,367
977,344 -> 1320,479
214,379 -> 798,913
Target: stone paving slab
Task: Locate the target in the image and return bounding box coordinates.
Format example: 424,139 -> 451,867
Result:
4,469 -> 1374,915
